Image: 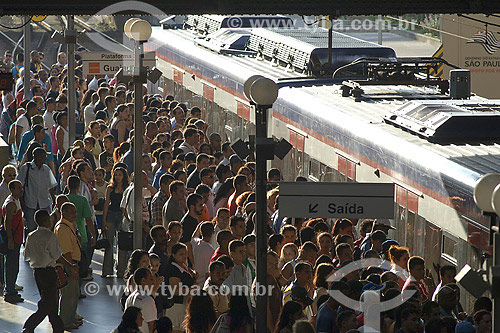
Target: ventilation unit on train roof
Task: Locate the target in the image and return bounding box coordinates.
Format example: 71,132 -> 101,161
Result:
245,28 -> 396,77
182,15 -> 293,35
383,100 -> 500,143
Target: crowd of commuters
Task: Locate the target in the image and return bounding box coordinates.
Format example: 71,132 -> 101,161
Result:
0,47 -> 494,333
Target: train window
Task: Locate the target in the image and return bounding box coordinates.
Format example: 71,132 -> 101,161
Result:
395,203 -> 406,245
319,164 -> 333,182
309,159 -> 320,180
405,211 -> 416,254
442,234 -> 458,265
424,221 -> 441,276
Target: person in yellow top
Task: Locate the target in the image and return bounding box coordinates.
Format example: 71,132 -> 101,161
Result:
54,202 -> 82,330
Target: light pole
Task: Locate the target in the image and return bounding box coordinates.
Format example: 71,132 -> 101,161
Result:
124,18 -> 152,250
473,173 -> 500,332
244,76 -> 279,332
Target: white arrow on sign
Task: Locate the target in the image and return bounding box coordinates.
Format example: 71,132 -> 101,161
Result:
278,182 -> 395,219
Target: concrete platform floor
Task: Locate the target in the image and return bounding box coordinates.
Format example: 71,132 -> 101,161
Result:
0,249 -> 125,332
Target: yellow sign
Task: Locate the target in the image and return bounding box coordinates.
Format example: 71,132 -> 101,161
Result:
31,16 -> 47,22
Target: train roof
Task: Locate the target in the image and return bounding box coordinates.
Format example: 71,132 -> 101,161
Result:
150,25 -> 500,194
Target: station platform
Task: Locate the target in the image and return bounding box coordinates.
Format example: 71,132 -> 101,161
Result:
0,249 -> 124,332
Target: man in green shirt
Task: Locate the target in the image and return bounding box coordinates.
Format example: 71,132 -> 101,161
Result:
66,176 -> 94,246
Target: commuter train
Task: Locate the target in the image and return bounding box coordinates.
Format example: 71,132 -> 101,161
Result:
147,15 -> 500,309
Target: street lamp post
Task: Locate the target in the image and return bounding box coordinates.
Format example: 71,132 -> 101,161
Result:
473,173 -> 500,332
244,76 -> 279,333
124,18 -> 152,250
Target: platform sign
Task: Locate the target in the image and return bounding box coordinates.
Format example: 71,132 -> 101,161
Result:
82,52 -> 156,76
278,182 -> 394,219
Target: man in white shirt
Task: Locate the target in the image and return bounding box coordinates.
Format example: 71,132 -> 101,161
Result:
178,128 -> 198,154
23,209 -> 78,333
125,267 -> 159,333
17,148 -> 57,233
15,101 -> 38,148
43,98 -> 57,131
191,222 -> 215,285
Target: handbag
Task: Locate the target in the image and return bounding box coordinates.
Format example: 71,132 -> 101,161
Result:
118,230 -> 133,251
94,197 -> 105,212
94,231 -> 110,250
118,187 -> 134,251
55,264 -> 68,289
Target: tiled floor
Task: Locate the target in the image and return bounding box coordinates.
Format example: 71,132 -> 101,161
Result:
0,249 -> 125,332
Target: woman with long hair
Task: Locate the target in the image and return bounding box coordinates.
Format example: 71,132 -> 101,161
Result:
81,89 -> 95,127
121,249 -> 150,309
55,111 -> 69,158
313,263 -> 335,304
317,232 -> 334,258
274,301 -> 304,333
214,178 -> 234,212
113,141 -> 131,163
213,294 -> 254,333
165,243 -> 197,332
102,167 -> 130,277
112,306 -> 143,333
110,104 -> 130,147
332,218 -> 353,238
182,291 -> 217,333
388,245 -> 410,287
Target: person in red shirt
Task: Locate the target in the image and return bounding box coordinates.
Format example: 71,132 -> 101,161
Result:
227,175 -> 250,216
210,230 -> 234,262
402,256 -> 435,303
2,180 -> 25,303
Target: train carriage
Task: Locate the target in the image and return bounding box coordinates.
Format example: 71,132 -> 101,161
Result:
147,15 -> 500,310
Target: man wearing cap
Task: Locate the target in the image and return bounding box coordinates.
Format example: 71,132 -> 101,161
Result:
360,219 -> 395,253
455,321 -> 477,333
43,97 -> 57,130
229,154 -> 244,176
437,285 -> 458,318
17,147 -> 57,233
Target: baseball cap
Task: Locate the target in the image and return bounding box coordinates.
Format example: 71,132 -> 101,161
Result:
32,124 -> 47,133
381,239 -> 399,254
46,97 -> 56,104
374,219 -> 395,230
291,285 -> 313,306
455,321 -> 477,333
361,282 -> 385,293
229,154 -> 243,165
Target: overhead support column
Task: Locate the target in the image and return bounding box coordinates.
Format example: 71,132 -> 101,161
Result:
23,16 -> 30,101
66,15 -> 77,143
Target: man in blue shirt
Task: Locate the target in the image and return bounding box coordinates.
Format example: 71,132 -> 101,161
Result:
152,151 -> 172,190
17,123 -> 55,174
316,281 -> 351,333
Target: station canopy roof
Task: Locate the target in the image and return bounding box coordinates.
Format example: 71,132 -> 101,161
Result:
3,0 -> 499,15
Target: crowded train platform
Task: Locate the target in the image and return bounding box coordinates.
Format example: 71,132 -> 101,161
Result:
0,29 -> 494,333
